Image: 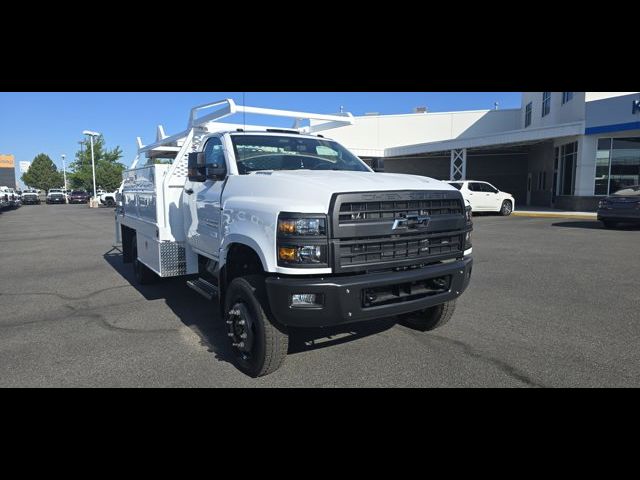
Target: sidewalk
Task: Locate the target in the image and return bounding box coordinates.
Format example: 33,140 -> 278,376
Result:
512,206 -> 597,220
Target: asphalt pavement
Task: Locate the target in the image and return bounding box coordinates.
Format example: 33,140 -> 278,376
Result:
1,204 -> 638,387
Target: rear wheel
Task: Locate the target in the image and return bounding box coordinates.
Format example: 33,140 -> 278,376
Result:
500,200 -> 513,216
131,235 -> 158,285
224,275 -> 289,377
106,198 -> 116,207
400,300 -> 457,332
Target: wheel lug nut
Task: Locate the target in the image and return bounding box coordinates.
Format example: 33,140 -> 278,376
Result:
240,333 -> 247,339
227,333 -> 234,337
238,320 -> 245,326
225,320 -> 232,324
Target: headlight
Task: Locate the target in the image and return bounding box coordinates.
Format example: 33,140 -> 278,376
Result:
277,213 -> 329,268
278,245 -> 327,265
278,217 -> 326,236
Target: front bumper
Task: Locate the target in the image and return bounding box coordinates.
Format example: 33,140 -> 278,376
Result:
597,208 -> 640,223
22,198 -> 40,204
47,198 -> 66,204
265,256 -> 473,327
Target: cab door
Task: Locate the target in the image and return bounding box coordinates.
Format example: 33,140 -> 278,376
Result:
465,182 -> 484,211
184,136 -> 227,258
480,182 -> 503,211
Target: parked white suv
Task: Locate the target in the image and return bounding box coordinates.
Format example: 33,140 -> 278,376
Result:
448,181 -> 514,216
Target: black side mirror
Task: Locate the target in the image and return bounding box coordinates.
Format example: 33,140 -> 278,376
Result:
188,152 -> 206,182
206,162 -> 227,181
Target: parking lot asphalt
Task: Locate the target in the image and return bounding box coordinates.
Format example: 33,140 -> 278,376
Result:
1,204 -> 639,387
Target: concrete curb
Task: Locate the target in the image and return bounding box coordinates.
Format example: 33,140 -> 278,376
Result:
512,211 -> 598,220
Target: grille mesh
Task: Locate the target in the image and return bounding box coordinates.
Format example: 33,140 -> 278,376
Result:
338,233 -> 463,267
339,198 -> 462,224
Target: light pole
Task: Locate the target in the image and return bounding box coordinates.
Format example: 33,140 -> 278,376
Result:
83,130 -> 100,207
61,154 -> 67,189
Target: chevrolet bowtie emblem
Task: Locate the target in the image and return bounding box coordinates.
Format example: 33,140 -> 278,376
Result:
392,213 -> 431,230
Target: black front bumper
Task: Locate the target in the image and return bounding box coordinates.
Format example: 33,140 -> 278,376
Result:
597,209 -> 640,223
47,198 -> 66,204
265,256 -> 472,327
22,198 -> 40,204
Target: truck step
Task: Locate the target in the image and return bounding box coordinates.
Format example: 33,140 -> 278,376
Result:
187,278 -> 219,301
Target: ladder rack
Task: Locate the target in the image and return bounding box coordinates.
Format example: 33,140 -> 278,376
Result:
131,98 -> 354,169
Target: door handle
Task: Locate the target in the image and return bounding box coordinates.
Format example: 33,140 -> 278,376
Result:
184,188 -> 194,195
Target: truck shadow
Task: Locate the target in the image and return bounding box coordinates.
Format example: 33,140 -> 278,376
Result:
103,251 -> 398,363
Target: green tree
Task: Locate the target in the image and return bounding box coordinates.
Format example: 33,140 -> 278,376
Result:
21,153 -> 64,192
69,135 -> 126,192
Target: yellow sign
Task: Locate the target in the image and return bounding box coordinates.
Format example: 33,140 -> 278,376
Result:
0,154 -> 15,169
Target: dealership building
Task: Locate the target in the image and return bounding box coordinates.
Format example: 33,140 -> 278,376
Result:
0,154 -> 16,189
315,92 -> 640,210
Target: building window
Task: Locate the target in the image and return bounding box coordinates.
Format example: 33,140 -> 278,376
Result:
542,92 -> 551,117
558,141 -> 578,195
594,138 -> 612,195
594,137 -> 640,195
525,102 -> 532,127
562,92 -> 574,104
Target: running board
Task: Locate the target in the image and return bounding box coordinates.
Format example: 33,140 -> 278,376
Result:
187,278 -> 219,301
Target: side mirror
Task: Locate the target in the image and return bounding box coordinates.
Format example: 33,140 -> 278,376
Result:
187,152 -> 206,182
206,162 -> 227,181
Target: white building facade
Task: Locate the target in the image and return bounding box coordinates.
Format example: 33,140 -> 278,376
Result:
315,92 -> 640,210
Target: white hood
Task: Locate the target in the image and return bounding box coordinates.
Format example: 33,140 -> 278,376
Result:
223,170 -> 458,213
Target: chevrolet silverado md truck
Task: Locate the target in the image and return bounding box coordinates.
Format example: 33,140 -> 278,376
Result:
116,100 -> 473,377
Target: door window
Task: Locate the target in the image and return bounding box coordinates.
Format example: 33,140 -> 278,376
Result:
480,183 -> 499,193
468,182 -> 483,192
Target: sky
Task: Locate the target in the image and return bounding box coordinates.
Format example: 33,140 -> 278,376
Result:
0,92 -> 521,185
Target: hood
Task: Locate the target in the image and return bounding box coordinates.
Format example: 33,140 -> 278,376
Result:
223,170 -> 459,213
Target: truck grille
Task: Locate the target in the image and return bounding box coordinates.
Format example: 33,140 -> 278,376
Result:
331,190 -> 468,272
339,198 -> 462,224
338,232 -> 463,268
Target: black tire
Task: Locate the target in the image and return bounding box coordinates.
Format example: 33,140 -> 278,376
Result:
602,220 -> 616,229
106,198 -> 115,207
500,200 -> 513,216
400,300 -> 457,332
224,275 -> 289,377
131,235 -> 158,285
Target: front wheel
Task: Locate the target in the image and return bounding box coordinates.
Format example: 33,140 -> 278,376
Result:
400,300 -> 457,332
224,275 -> 289,377
500,200 -> 513,216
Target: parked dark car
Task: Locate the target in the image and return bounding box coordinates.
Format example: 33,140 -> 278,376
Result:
68,190 -> 90,204
597,185 -> 640,228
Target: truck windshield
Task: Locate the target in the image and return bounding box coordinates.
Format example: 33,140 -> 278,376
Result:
231,134 -> 370,174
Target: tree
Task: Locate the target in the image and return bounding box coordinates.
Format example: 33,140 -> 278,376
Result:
68,135 -> 126,192
21,154 -> 63,192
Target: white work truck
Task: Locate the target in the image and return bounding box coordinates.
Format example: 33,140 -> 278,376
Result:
116,100 -> 473,377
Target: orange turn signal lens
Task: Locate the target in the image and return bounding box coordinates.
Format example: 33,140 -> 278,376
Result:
278,247 -> 297,262
278,220 -> 296,234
